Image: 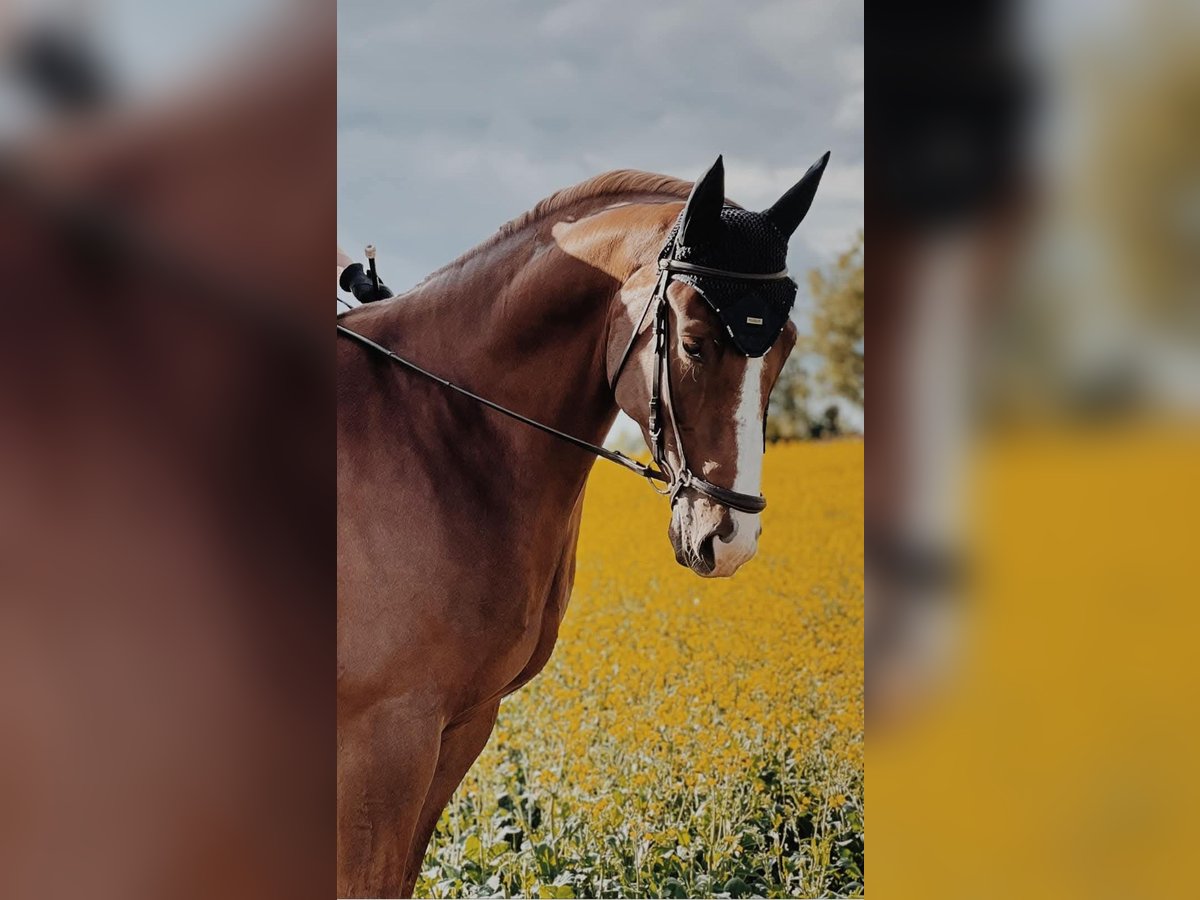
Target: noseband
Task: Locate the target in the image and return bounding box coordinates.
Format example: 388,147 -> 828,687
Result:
336,229 -> 791,515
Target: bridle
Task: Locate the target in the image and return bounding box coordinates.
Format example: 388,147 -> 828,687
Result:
336,230 -> 791,515
605,235 -> 790,514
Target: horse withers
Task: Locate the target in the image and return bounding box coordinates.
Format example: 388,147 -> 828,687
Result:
336,155 -> 828,897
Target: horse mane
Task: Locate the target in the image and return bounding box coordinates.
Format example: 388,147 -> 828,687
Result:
497,169 -> 695,240
414,170 -> 704,288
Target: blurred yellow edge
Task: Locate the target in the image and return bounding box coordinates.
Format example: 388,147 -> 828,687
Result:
872,422 -> 1200,899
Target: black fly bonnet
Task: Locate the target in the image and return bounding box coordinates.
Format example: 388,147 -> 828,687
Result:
662,206 -> 796,357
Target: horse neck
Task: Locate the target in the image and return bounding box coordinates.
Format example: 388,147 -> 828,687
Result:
356,206 -> 662,513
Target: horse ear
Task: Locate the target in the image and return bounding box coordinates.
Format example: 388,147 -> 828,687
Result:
679,155 -> 725,246
763,151 -> 830,239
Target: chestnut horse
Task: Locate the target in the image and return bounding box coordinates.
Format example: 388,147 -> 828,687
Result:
337,157 -> 827,897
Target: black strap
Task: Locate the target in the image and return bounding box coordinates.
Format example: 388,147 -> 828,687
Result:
337,324 -> 667,484
650,289 -> 668,466
661,258 -> 788,281
681,474 -> 766,514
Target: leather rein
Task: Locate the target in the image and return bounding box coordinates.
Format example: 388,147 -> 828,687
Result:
336,239 -> 789,515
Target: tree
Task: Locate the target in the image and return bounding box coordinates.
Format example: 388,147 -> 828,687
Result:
766,355 -> 812,442
808,404 -> 842,440
809,230 -> 864,409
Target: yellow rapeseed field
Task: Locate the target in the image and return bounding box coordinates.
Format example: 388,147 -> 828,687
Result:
417,440 -> 864,899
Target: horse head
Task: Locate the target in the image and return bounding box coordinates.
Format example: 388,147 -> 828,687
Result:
610,153 -> 829,576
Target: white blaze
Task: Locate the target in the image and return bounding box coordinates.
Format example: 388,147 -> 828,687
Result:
710,355 -> 765,575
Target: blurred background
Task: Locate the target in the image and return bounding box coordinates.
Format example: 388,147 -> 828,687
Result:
869,0 -> 1200,896
337,0 -> 865,444
0,2 -> 332,898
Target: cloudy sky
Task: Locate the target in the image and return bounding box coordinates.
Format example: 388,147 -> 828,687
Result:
338,0 -> 863,300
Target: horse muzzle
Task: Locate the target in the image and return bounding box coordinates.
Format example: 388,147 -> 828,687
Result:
669,490 -> 759,578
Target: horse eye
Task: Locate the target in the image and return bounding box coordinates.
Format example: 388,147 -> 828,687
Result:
682,338 -> 704,360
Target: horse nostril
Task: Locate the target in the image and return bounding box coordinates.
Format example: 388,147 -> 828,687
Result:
698,532 -> 718,571
717,516 -> 737,543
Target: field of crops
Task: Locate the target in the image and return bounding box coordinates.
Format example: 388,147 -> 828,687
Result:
416,440 -> 864,899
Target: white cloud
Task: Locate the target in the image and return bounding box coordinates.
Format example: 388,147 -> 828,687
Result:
338,0 -> 863,285
834,86 -> 865,131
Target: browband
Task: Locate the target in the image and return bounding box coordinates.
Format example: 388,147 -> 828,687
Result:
660,258 -> 789,281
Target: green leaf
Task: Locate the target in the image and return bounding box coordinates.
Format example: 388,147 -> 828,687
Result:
462,835 -> 482,860
723,876 -> 751,898
662,877 -> 688,898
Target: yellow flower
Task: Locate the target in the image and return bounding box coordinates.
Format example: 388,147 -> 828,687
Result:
419,441 -> 864,899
